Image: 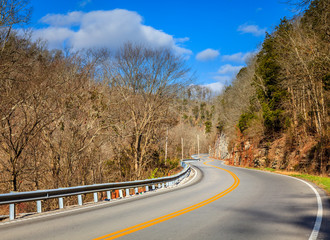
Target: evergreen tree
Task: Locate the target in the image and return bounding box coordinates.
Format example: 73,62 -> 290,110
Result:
254,30 -> 288,136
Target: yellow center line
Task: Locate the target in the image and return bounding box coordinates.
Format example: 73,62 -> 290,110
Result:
94,160 -> 240,240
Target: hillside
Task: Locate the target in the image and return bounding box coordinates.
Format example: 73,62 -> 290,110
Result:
211,0 -> 329,175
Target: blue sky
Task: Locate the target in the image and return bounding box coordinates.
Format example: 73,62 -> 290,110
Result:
28,0 -> 294,92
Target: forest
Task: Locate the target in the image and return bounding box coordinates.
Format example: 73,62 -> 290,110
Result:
0,0 -> 217,195
0,0 -> 329,199
213,0 -> 329,175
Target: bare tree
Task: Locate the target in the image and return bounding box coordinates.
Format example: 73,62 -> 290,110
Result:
0,0 -> 32,50
274,18 -> 329,136
104,43 -> 190,179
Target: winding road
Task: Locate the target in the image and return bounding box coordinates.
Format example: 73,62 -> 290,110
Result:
1,156 -> 329,239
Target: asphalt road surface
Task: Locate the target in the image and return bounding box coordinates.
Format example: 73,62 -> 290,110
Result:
1,156 -> 329,240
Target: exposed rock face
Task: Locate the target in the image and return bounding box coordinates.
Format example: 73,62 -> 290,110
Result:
221,132 -> 327,174
211,128 -> 328,174
212,132 -> 230,159
229,140 -> 255,167
253,148 -> 268,167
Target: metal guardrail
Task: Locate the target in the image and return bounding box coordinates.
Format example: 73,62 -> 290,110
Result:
0,159 -> 198,220
182,159 -> 200,163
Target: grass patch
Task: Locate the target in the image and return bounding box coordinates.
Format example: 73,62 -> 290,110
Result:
263,167 -> 276,172
246,167 -> 275,172
226,161 -> 330,195
289,174 -> 330,194
242,165 -> 329,195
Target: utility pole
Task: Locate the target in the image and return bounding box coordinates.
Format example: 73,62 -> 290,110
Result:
197,134 -> 200,158
181,137 -> 184,160
165,127 -> 168,164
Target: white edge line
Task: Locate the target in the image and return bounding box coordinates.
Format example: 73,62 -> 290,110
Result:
0,167 -> 198,226
289,177 -> 322,240
219,160 -> 323,240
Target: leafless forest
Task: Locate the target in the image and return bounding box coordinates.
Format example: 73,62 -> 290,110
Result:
0,1 -> 218,196
0,0 -> 329,199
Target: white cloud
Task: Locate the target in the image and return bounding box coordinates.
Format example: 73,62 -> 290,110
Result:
218,64 -> 244,75
79,0 -> 92,7
196,48 -> 219,61
212,75 -> 232,82
237,23 -> 266,37
41,11 -> 83,27
204,65 -> 243,91
202,82 -> 225,93
221,51 -> 256,63
175,37 -> 189,43
34,10 -> 192,56
34,27 -> 75,49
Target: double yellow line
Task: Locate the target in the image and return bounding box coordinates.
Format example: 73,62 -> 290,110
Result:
94,160 -> 240,240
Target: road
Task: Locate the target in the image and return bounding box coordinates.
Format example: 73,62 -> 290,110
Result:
0,156 -> 329,239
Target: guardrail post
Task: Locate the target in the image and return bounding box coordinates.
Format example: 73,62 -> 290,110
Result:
9,203 -> 15,220
114,190 -> 118,198
162,183 -> 165,188
37,200 -> 42,213
93,192 -> 98,203
106,191 -> 111,200
125,189 -> 130,197
119,189 -> 123,198
59,197 -> 64,209
158,183 -> 161,189
152,185 -> 155,191
78,194 -> 83,205
135,187 -> 138,195
145,186 -> 149,192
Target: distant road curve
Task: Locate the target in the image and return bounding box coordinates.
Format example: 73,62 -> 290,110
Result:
1,156 -> 329,240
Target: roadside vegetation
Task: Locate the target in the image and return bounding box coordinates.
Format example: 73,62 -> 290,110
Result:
213,0 -> 329,176
0,0 -> 216,197
289,174 -> 330,194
